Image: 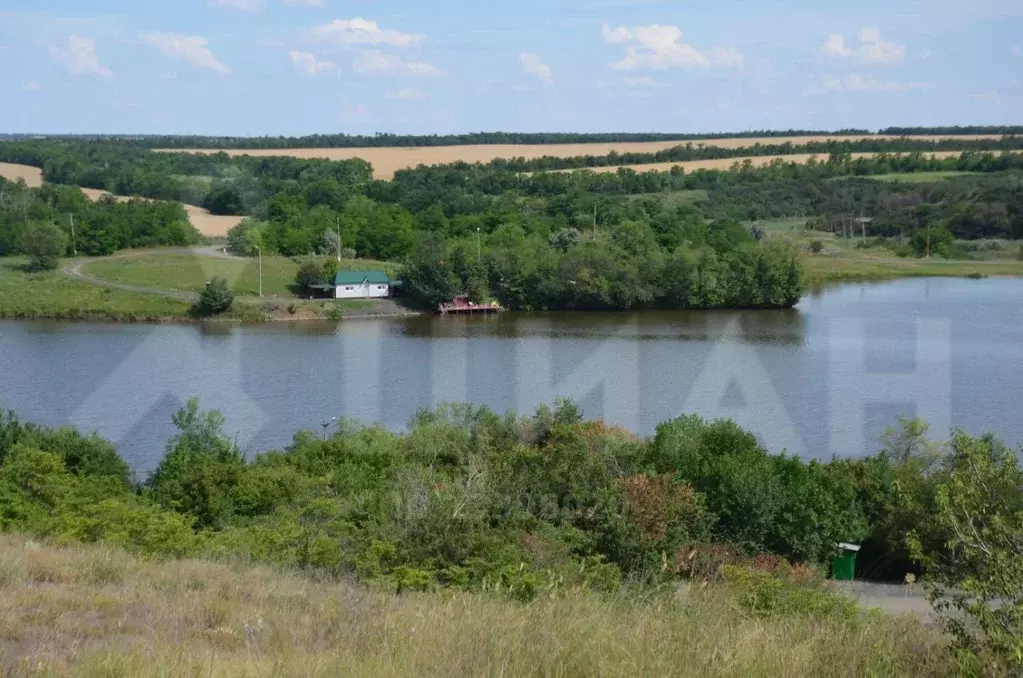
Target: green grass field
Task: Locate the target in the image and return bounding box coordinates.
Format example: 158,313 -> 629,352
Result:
0,258 -> 192,321
81,253 -> 399,297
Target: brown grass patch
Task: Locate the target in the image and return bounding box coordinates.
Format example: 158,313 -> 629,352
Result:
157,134 -> 1004,179
0,534 -> 951,677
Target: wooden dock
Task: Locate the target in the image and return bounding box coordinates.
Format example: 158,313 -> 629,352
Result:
438,296 -> 504,315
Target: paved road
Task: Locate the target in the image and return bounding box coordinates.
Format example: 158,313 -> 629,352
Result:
832,582 -> 936,621
62,247 -> 242,303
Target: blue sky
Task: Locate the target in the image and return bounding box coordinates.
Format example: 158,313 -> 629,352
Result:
1,0 -> 1021,135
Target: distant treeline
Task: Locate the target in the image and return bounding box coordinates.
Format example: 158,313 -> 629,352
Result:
57,129 -> 874,149
464,136 -> 1023,173
880,125 -> 1023,136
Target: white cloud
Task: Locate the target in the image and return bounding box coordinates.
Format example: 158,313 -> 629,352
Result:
822,28 -> 906,65
601,23 -> 743,71
313,18 -> 423,48
387,86 -> 424,100
282,0 -> 323,5
22,82 -> 39,92
209,0 -> 263,10
822,72 -> 930,92
1012,45 -> 1021,57
353,50 -> 439,76
289,50 -> 336,74
140,33 -> 230,75
51,35 -> 113,78
519,53 -> 554,88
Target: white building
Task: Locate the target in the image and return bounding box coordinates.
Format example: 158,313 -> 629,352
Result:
333,271 -> 392,299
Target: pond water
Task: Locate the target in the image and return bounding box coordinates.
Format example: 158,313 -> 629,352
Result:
1,277 -> 1021,471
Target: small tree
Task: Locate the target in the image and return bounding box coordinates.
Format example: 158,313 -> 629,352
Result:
295,258 -> 325,291
196,277 -> 233,315
20,221 -> 68,271
808,239 -> 824,254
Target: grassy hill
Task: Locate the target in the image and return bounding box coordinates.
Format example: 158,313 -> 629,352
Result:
0,534 -> 949,677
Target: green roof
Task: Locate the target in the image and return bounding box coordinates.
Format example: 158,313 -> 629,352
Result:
333,271 -> 392,286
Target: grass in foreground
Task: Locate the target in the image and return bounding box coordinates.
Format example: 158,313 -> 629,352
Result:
0,535 -> 950,678
0,258 -> 191,321
80,253 -> 399,298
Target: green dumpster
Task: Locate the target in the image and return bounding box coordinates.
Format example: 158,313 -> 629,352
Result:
831,542 -> 860,581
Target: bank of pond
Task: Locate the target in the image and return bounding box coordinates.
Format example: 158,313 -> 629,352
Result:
0,399 -> 1017,594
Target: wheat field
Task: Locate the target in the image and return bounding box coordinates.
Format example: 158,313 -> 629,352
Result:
158,134 -> 1003,179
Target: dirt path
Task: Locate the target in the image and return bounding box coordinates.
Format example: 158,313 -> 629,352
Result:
63,251 -> 201,303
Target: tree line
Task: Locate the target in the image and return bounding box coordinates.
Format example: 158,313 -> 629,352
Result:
0,177 -> 200,268
0,403 -> 1019,669
80,129 -> 873,149
429,136 -> 1023,173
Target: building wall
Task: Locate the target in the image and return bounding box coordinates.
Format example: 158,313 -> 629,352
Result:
334,283 -> 390,299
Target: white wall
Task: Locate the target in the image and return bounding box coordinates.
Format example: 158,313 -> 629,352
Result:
334,283 -> 390,299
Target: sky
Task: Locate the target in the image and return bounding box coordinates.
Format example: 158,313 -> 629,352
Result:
1,0 -> 1021,136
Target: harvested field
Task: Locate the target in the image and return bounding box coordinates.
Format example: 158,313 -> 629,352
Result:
0,163 -> 239,237
550,150 -> 1022,175
157,134 -> 1004,179
77,187 -> 240,237
0,162 -> 43,187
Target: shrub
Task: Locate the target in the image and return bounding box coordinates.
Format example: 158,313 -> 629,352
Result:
196,277 -> 233,316
295,258 -> 325,291
720,565 -> 858,620
808,239 -> 824,254
19,221 -> 68,271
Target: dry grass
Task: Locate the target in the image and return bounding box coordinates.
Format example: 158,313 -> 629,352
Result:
0,534 -> 951,677
158,134 -> 1004,179
0,164 -> 240,237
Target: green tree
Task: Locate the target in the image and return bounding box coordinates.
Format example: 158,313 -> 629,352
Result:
295,258 -> 325,291
20,221 -> 68,271
914,431 -> 1023,674
146,399 -> 246,529
196,277 -> 233,316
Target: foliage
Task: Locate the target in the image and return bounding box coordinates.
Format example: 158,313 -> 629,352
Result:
295,258 -> 326,291
911,226 -> 956,259
19,221 -> 68,271
195,276 -> 233,315
0,178 -> 200,258
912,431 -> 1023,674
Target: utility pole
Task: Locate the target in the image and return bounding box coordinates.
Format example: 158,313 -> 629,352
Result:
336,215 -> 342,262
69,214 -> 77,256
476,226 -> 481,264
321,417 -> 337,441
255,245 -> 263,297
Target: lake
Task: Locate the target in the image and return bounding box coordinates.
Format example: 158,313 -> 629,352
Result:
1,277 -> 1021,471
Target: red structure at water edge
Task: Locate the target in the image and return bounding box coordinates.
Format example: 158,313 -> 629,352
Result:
437,296 -> 504,315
